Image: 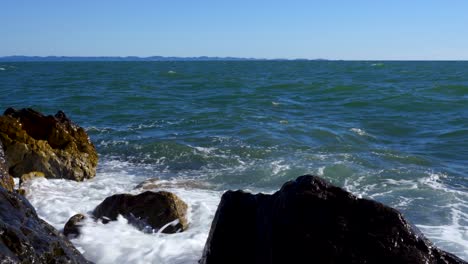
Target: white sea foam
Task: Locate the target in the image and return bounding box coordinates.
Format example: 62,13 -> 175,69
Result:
0,67 -> 5,71
99,140 -> 129,147
270,160 -> 290,175
193,146 -> 217,154
350,128 -> 372,137
23,160 -> 222,264
341,170 -> 468,260
22,160 -> 468,262
417,205 -> 468,259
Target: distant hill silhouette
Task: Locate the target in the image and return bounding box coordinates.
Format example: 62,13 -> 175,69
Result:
0,56 -> 325,62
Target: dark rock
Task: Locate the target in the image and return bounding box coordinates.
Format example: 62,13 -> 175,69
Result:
0,186 -> 91,263
64,214 -> 86,238
0,142 -> 14,191
0,108 -> 98,181
200,175 -> 466,264
92,191 -> 188,234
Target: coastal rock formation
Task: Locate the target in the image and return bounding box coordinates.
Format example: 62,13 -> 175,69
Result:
0,187 -> 91,263
200,175 -> 466,264
0,142 -> 14,191
0,108 -> 98,181
92,191 -> 188,234
64,213 -> 86,238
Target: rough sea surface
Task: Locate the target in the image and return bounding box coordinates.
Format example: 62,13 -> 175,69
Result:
1,61 -> 467,263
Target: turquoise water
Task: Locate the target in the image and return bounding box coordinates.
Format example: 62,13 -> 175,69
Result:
1,61 -> 467,260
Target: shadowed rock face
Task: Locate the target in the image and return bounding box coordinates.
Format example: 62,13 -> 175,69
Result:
64,214 -> 86,238
0,186 -> 91,263
0,108 -> 98,181
0,142 -> 14,191
92,191 -> 188,234
200,175 -> 466,264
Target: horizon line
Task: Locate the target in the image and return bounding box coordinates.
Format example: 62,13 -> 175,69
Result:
1,55 -> 467,62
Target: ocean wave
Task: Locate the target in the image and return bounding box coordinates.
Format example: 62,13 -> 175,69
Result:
350,128 -> 372,137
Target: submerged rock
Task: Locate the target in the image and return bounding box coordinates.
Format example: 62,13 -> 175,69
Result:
0,186 -> 91,263
92,191 -> 188,234
0,142 -> 14,191
0,108 -> 98,181
200,175 -> 466,264
134,178 -> 213,190
64,213 -> 86,238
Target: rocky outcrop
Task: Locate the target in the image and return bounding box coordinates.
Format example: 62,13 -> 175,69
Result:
0,108 -> 98,181
0,186 -> 91,263
92,191 -> 188,234
0,142 -> 14,191
64,214 -> 86,238
200,175 -> 466,264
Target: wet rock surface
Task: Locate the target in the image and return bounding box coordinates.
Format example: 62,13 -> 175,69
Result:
200,175 -> 466,264
0,186 -> 91,263
64,214 -> 86,238
0,142 -> 14,191
92,191 -> 188,234
0,108 -> 98,181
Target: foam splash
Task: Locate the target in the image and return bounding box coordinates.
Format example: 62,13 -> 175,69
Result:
341,170 -> 468,260
22,159 -> 468,262
350,128 -> 372,137
22,160 -> 221,264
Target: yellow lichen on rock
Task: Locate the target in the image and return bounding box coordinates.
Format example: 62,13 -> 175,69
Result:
0,108 -> 98,181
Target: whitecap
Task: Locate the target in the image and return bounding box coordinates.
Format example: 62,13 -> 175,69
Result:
350,128 -> 373,137
270,160 -> 290,175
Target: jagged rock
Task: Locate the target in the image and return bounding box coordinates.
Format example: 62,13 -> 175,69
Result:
0,186 -> 91,263
0,142 -> 14,191
64,214 -> 86,238
0,108 -> 98,181
92,191 -> 188,234
200,175 -> 466,264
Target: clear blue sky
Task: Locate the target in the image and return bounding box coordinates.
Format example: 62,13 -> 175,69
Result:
2,0 -> 468,60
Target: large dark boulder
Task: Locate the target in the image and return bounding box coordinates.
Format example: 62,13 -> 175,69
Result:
0,186 -> 91,263
0,108 -> 98,181
200,175 -> 466,264
92,191 -> 188,234
0,142 -> 14,191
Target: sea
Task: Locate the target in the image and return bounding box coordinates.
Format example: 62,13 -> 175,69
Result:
0,61 -> 467,263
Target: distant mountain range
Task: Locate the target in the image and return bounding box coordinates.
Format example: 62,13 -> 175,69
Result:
0,56 -> 327,62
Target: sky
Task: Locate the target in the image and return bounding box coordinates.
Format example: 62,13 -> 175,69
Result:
2,0 -> 468,60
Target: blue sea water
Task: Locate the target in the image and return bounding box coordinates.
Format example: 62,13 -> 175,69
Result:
0,61 -> 467,262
